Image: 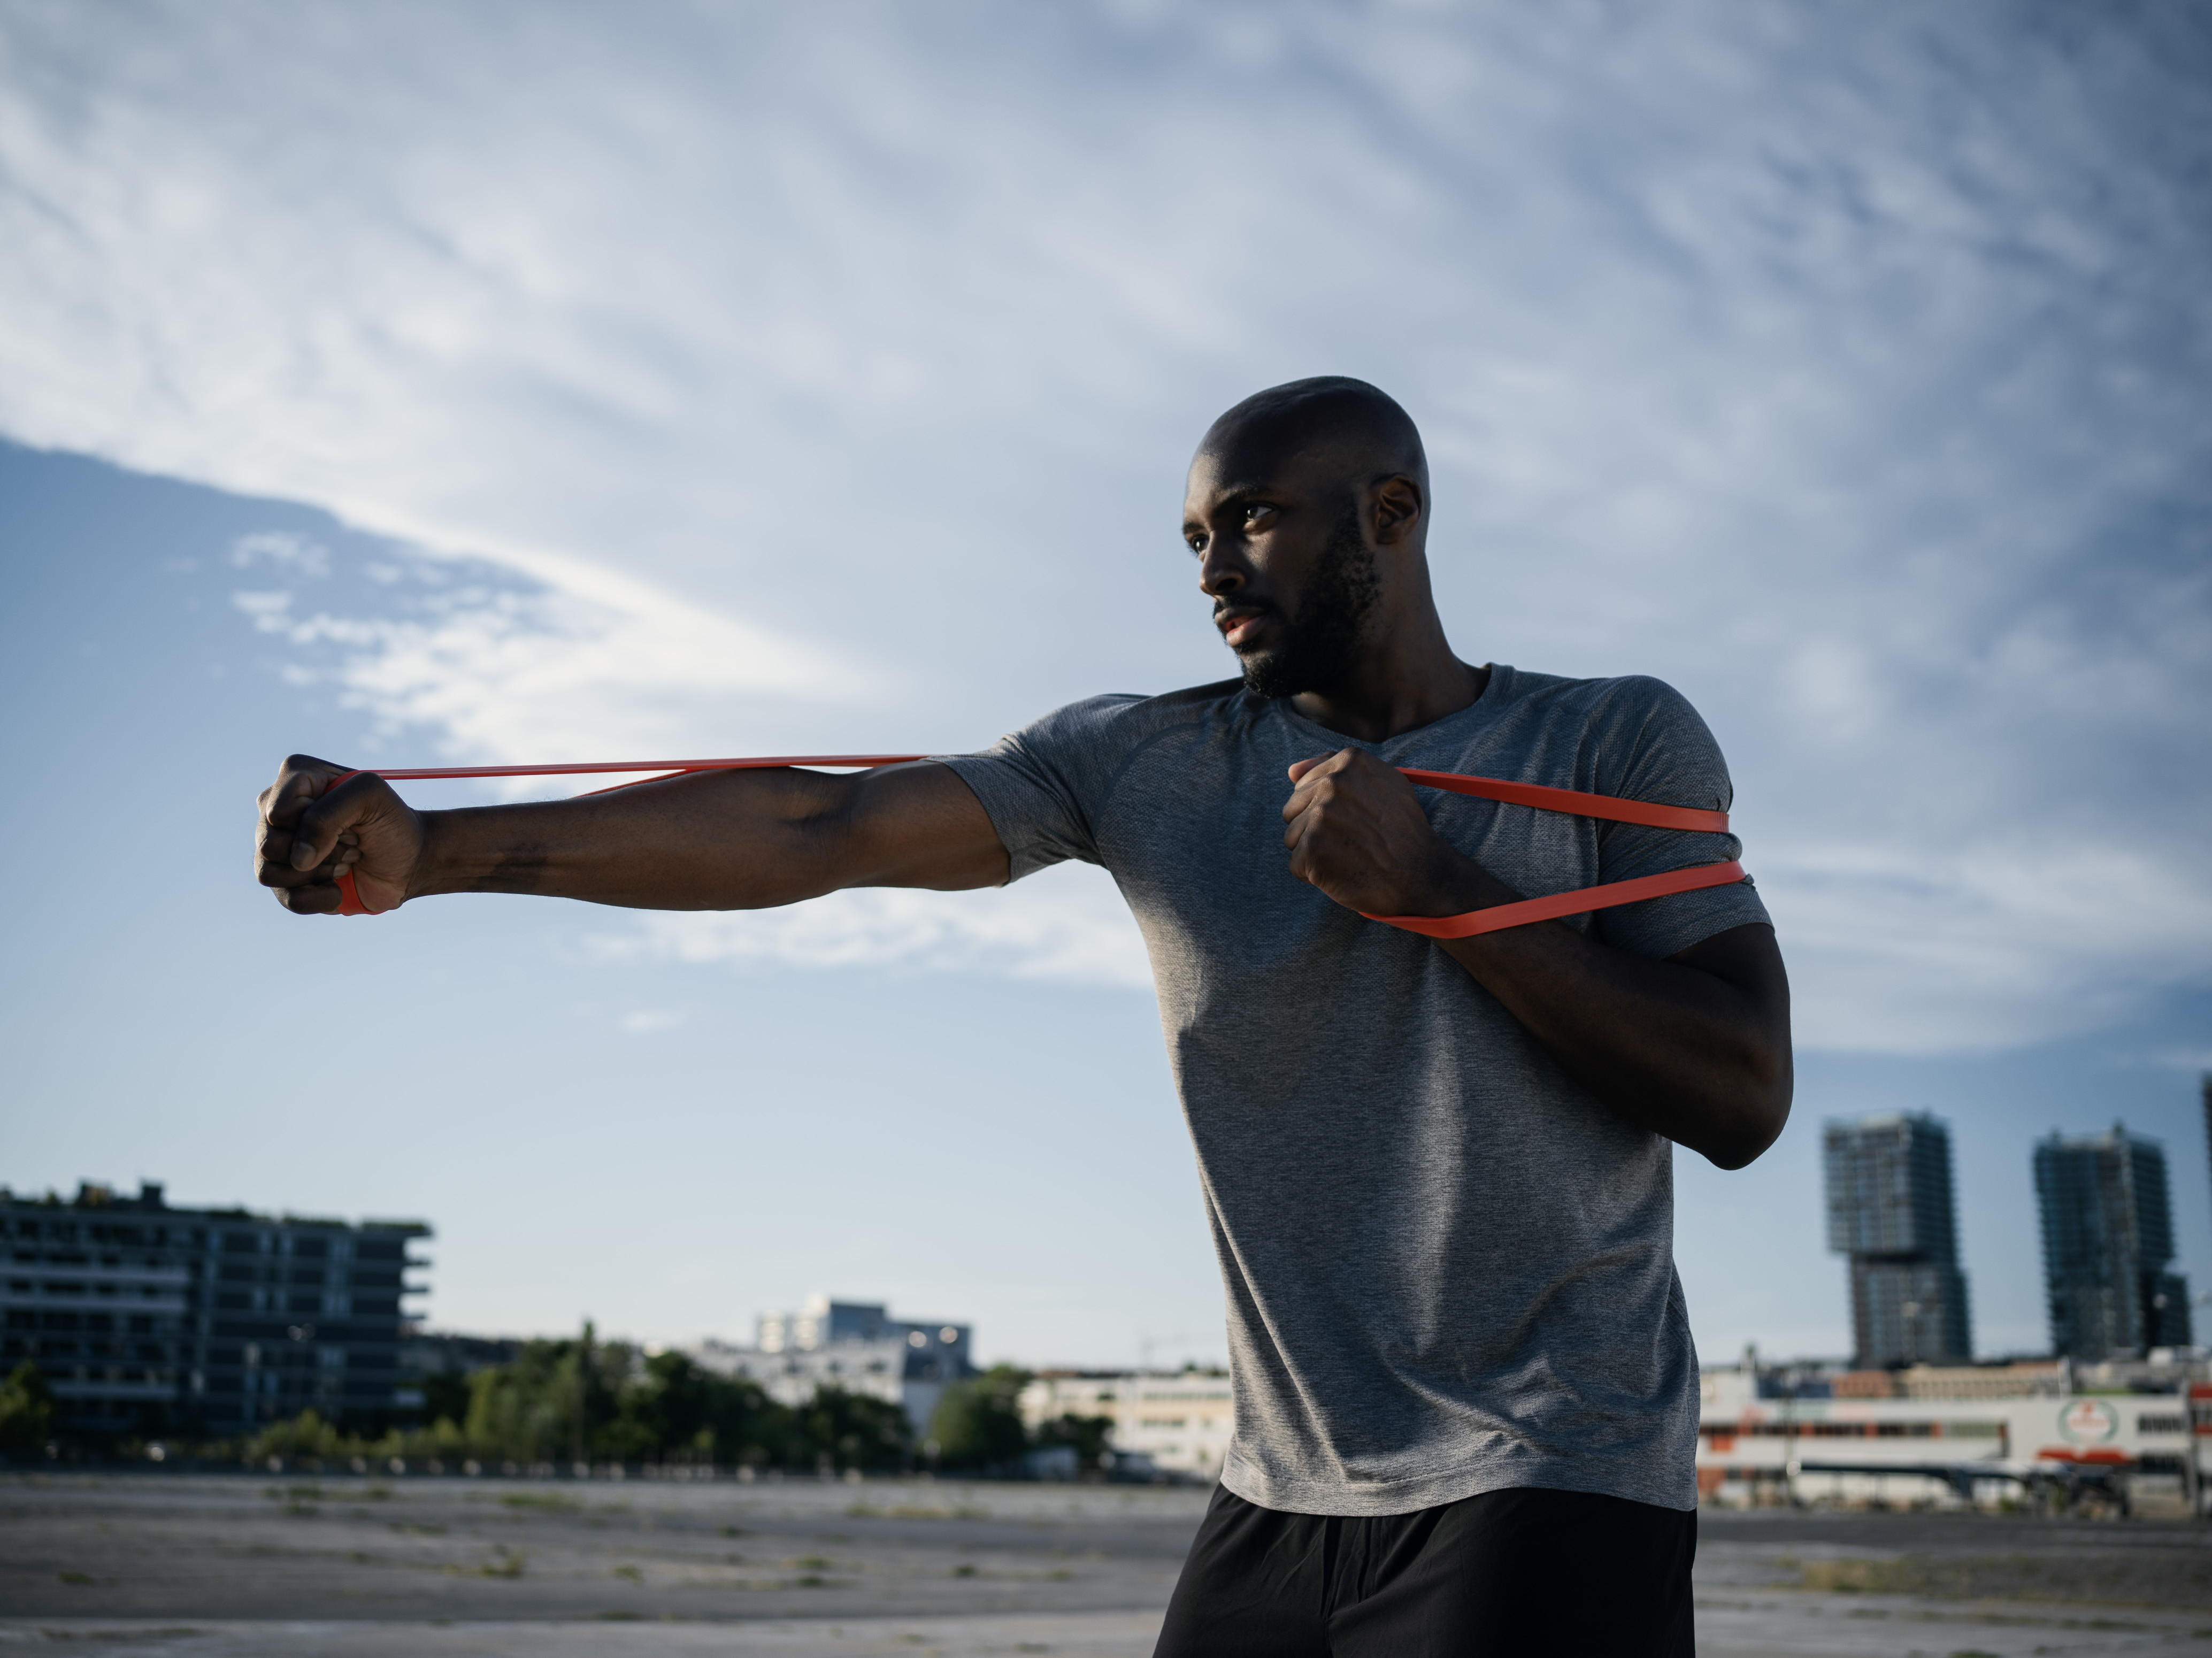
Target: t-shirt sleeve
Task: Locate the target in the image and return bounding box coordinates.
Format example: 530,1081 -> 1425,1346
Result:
1585,678 -> 1772,961
931,695 -> 1146,881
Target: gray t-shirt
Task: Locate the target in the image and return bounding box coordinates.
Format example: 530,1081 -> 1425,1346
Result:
938,664 -> 1769,1516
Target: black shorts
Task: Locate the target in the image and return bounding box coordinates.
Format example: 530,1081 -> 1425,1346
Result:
1154,1484 -> 1696,1658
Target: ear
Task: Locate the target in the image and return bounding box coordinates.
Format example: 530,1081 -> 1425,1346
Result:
1370,474 -> 1424,546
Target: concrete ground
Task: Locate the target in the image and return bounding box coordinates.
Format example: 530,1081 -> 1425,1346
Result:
6,1472 -> 2212,1655
1695,1507 -> 2212,1656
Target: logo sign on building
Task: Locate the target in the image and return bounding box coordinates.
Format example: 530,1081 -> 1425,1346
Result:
2058,1399 -> 2119,1445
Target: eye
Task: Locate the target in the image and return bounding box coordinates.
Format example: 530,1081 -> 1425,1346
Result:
1187,533 -> 1208,555
1243,502 -> 1274,526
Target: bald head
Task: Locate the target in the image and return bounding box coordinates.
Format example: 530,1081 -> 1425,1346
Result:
1197,376 -> 1428,503
1185,378 -> 1453,709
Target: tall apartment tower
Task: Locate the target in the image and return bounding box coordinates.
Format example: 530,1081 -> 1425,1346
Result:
1823,1112 -> 1973,1368
2034,1123 -> 2192,1360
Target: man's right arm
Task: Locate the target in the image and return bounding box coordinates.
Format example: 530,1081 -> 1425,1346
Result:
254,756 -> 1009,915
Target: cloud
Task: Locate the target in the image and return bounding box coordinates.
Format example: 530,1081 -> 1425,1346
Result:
226,533 -> 867,765
2,3 -> 2207,1048
231,532 -> 330,579
595,864 -> 1153,992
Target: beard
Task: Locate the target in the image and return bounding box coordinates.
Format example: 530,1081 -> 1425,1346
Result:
1237,505 -> 1381,699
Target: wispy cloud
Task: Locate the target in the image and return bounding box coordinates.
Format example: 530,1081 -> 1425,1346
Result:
231,532 -> 331,580
3,3 -> 2206,1051
596,865 -> 1151,991
226,534 -> 867,764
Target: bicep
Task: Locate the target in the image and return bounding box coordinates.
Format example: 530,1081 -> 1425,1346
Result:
838,761 -> 1011,891
1669,923 -> 1792,1050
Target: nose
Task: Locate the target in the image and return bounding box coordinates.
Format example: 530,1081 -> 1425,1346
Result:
1198,538 -> 1248,602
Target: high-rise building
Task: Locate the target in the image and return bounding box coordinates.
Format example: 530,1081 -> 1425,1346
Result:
2034,1123 -> 2192,1360
1823,1112 -> 1973,1367
1,1180 -> 429,1440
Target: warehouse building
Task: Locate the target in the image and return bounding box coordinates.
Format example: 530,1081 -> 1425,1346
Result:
1697,1358 -> 2202,1511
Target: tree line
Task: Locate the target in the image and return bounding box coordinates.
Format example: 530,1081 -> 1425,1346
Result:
2,1337 -> 1113,1475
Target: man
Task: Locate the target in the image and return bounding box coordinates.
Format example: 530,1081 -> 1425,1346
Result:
258,377 -> 1789,1654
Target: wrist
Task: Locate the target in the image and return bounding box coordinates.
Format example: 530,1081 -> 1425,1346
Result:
1400,845 -> 1509,919
405,809 -> 453,901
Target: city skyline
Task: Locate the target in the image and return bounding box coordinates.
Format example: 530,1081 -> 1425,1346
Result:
22,1086 -> 2212,1383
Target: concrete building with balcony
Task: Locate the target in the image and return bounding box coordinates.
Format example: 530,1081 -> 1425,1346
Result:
1,1180 -> 429,1439
689,1296 -> 973,1437
1823,1111 -> 1973,1367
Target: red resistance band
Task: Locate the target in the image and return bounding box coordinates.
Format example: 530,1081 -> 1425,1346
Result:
320,757 -> 1745,935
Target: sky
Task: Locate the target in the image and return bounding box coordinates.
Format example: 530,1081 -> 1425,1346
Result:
2,1 -> 2209,1369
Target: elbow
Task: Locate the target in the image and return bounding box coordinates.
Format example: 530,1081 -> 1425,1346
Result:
1702,1118 -> 1784,1171
1700,1058 -> 1793,1171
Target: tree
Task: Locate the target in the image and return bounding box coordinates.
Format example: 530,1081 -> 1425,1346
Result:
795,1384 -> 912,1472
611,1351 -> 791,1465
419,1369 -> 473,1429
1031,1410 -> 1116,1470
0,1362 -> 54,1454
462,1333 -> 624,1462
928,1365 -> 1031,1470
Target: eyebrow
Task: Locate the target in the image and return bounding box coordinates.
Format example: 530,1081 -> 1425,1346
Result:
1182,481 -> 1282,530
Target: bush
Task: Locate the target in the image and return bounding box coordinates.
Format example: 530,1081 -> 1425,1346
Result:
928,1365 -> 1032,1471
792,1385 -> 912,1472
1032,1410 -> 1115,1469
0,1362 -> 54,1453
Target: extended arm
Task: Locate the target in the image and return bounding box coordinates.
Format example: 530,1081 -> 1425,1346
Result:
1282,749 -> 1791,1169
255,756 -> 1008,915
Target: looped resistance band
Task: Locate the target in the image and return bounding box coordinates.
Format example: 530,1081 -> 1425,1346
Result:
317,756 -> 1745,933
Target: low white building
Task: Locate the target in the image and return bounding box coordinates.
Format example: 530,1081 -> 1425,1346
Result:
1020,1369 -> 1234,1480
688,1296 -> 972,1438
1698,1362 -> 2203,1509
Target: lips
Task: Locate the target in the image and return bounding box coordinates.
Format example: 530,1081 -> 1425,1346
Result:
1216,607 -> 1270,649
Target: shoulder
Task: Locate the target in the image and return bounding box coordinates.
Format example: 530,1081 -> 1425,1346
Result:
1008,677 -> 1252,755
1489,666 -> 1714,744
1485,666 -> 1731,805
946,679 -> 1257,858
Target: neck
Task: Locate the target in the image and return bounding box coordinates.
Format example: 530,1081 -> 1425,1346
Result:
1288,608 -> 1488,743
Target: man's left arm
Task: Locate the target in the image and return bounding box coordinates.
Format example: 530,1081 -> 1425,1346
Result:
1281,750 -> 1791,1169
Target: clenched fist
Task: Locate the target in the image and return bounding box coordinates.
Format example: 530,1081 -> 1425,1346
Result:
1281,748 -> 1495,920
255,755 -> 426,915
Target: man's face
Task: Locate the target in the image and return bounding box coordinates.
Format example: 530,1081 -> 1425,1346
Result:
1183,444 -> 1381,700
